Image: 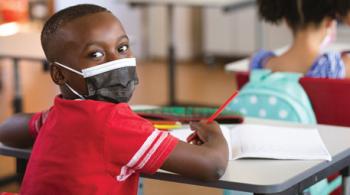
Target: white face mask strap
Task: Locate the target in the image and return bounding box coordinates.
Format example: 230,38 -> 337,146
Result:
64,83 -> 85,100
55,62 -> 84,76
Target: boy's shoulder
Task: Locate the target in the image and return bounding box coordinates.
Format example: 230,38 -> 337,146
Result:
53,96 -> 142,120
54,96 -> 130,109
49,96 -> 153,132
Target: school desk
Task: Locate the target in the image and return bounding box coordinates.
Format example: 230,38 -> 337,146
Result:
1,118 -> 350,195
119,0 -> 255,106
224,43 -> 350,72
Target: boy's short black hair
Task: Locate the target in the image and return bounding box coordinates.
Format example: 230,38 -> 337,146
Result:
41,4 -> 110,62
257,0 -> 338,32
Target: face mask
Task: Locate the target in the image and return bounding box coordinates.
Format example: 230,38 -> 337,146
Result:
55,58 -> 139,103
320,21 -> 337,50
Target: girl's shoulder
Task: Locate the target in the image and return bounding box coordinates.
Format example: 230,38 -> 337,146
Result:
306,51 -> 346,78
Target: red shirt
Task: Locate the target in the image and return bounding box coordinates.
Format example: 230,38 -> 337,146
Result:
20,97 -> 178,195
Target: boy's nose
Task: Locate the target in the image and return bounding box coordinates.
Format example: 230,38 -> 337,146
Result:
106,53 -> 119,62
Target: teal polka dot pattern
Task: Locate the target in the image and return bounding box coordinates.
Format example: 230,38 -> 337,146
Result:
228,94 -> 301,122
227,70 -> 316,124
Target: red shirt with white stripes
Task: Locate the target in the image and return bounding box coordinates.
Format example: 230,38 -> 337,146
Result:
20,96 -> 178,195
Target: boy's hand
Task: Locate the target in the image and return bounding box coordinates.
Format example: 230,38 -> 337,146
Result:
187,120 -> 222,145
162,119 -> 228,181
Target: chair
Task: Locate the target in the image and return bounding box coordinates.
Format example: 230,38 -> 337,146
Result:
300,77 -> 350,127
235,71 -> 350,194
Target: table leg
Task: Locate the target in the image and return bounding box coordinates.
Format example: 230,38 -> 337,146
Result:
0,58 -> 25,187
13,58 -> 27,184
0,65 -> 2,92
340,166 -> 350,195
13,58 -> 22,113
42,60 -> 50,72
16,158 -> 28,183
167,4 -> 176,106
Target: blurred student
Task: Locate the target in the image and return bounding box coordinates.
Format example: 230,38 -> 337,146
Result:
252,0 -> 350,78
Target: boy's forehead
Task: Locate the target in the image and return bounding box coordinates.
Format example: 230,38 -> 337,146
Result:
56,12 -> 126,47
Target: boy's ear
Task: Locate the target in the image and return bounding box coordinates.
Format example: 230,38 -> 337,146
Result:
50,63 -> 66,85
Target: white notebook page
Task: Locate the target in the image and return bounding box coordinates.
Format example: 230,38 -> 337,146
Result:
170,124 -> 331,161
229,124 -> 331,161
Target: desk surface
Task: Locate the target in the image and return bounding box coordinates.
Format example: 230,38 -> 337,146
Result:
144,119 -> 350,194
0,31 -> 45,60
118,0 -> 253,7
225,43 -> 350,72
1,119 -> 350,194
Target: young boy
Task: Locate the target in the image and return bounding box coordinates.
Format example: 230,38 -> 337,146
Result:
0,4 -> 228,195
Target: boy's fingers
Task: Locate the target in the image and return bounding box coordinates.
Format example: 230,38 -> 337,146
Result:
196,131 -> 207,143
200,119 -> 208,124
195,140 -> 203,145
189,122 -> 199,131
186,132 -> 197,143
188,136 -> 203,145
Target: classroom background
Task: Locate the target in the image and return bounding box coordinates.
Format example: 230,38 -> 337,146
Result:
0,0 -> 350,194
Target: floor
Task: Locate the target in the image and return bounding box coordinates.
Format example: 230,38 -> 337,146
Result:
0,58 -> 238,194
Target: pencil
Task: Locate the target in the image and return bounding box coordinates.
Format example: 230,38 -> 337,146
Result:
207,91 -> 239,123
150,120 -> 181,125
154,124 -> 182,130
187,90 -> 239,143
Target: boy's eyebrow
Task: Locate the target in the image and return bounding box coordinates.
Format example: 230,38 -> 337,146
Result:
117,35 -> 129,42
84,34 -> 129,48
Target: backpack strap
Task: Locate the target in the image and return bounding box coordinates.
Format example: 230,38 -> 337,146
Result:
250,70 -> 302,83
249,69 -> 271,82
268,72 -> 302,82
249,50 -> 276,69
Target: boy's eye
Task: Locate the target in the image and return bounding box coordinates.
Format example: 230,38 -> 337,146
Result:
89,51 -> 104,59
117,45 -> 129,53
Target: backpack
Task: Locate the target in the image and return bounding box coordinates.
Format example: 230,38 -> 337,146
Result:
226,70 -> 343,195
227,69 -> 316,124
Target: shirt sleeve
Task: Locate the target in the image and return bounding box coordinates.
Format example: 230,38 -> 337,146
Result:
105,106 -> 178,181
28,110 -> 50,138
306,52 -> 346,78
249,50 -> 276,70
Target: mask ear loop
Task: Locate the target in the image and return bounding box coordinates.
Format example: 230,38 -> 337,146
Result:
53,62 -> 86,100
64,83 -> 86,100
54,62 -> 84,76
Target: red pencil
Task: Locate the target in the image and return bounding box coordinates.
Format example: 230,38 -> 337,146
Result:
207,91 -> 239,123
187,90 -> 239,143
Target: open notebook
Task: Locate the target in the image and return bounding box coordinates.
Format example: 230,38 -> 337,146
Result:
170,124 -> 331,161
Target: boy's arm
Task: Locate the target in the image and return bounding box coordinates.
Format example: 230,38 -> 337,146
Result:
161,121 -> 229,181
0,113 -> 35,148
